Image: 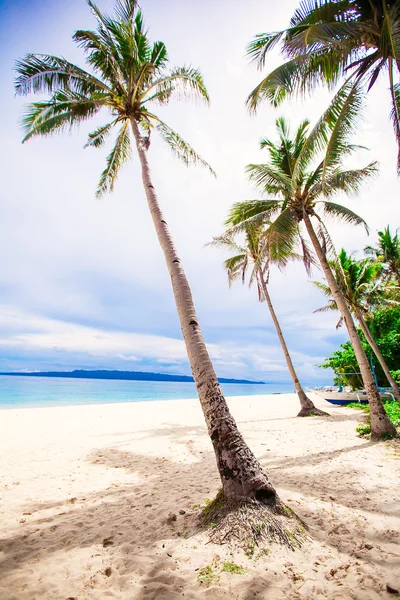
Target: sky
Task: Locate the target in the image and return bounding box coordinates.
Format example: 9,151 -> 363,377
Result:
0,0 -> 399,384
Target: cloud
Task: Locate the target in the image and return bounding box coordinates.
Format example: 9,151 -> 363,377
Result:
0,0 -> 398,385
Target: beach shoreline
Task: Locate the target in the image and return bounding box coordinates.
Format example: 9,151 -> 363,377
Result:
1,392 -> 399,599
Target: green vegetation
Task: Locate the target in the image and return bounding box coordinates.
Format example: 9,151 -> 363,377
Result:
312,249 -> 400,397
321,307 -> 400,388
197,560 -> 220,586
221,561 -> 245,575
247,0 -> 400,173
223,111 -> 397,438
349,401 -> 400,438
197,559 -> 245,586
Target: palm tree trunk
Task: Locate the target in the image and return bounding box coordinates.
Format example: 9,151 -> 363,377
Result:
303,213 -> 397,439
355,309 -> 400,401
130,117 -> 277,503
258,271 -> 328,417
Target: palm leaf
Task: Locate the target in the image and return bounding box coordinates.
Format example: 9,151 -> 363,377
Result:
84,119 -> 119,148
320,162 -> 378,197
246,163 -> 291,195
318,201 -> 368,233
21,91 -> 106,142
225,200 -> 281,228
15,53 -> 109,96
267,207 -> 299,265
293,78 -> 365,182
142,66 -> 210,105
96,120 -> 131,197
156,120 -> 215,175
113,0 -> 137,23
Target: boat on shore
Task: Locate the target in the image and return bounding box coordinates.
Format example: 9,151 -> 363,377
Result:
308,387 -> 395,406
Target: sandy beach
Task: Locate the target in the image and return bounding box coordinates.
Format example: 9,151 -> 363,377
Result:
0,392 -> 399,599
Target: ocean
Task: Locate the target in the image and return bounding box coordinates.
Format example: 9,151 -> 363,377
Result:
0,375 -> 293,409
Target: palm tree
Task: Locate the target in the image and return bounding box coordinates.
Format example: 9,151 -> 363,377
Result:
210,224 -> 328,417
247,0 -> 400,173
15,0 -> 279,503
365,226 -> 400,286
225,108 -> 397,439
312,248 -> 400,399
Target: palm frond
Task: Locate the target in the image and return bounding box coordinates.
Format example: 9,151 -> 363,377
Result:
246,163 -> 291,195
318,201 -> 368,232
142,66 -> 210,105
114,0 -> 137,23
320,162 -> 378,197
96,120 -> 131,197
389,72 -> 400,174
84,119 -> 119,148
73,29 -> 126,93
15,53 -> 109,96
267,207 -> 299,265
156,120 -> 215,175
225,200 -> 281,228
293,78 -> 365,181
246,31 -> 286,68
21,91 -> 106,142
311,279 -> 335,298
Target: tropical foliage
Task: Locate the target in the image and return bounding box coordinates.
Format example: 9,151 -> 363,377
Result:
365,226 -> 400,285
321,306 -> 400,386
312,248 -> 397,328
225,111 -> 373,271
312,248 -> 400,396
247,0 -> 400,172
224,106 -> 398,438
15,0 -> 213,197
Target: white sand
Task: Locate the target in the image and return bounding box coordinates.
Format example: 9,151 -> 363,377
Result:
0,392 -> 399,599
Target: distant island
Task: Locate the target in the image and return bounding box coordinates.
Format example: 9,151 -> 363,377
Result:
0,369 -> 264,385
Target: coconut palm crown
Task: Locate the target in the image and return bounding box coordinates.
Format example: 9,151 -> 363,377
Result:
365,226 -> 400,285
15,0 -> 214,198
225,91 -> 376,262
247,0 -> 400,172
312,248 -> 397,327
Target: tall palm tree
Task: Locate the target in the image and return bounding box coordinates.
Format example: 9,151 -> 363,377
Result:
312,248 -> 400,399
210,224 -> 328,417
15,0 -> 278,503
365,226 -> 400,286
247,0 -> 400,173
225,107 -> 397,439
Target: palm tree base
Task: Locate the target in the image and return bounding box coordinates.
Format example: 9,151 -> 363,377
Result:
297,406 -> 330,417
201,490 -> 307,551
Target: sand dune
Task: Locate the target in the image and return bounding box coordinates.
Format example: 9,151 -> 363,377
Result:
0,393 -> 399,599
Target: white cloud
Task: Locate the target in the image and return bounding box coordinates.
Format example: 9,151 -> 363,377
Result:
0,0 -> 398,384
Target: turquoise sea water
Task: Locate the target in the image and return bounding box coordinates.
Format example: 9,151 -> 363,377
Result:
0,375 -> 293,409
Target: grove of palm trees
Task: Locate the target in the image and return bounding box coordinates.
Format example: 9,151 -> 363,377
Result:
4,0 -> 400,597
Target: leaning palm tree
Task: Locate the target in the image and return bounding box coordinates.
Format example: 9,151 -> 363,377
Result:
15,0 -> 279,504
312,248 -> 400,399
210,224 -> 328,417
247,0 -> 400,172
226,106 -> 397,439
365,226 -> 400,286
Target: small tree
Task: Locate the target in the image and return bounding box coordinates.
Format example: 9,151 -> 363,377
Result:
210,223 -> 328,417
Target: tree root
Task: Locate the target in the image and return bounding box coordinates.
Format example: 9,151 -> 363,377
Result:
200,491 -> 308,552
297,406 -> 330,417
